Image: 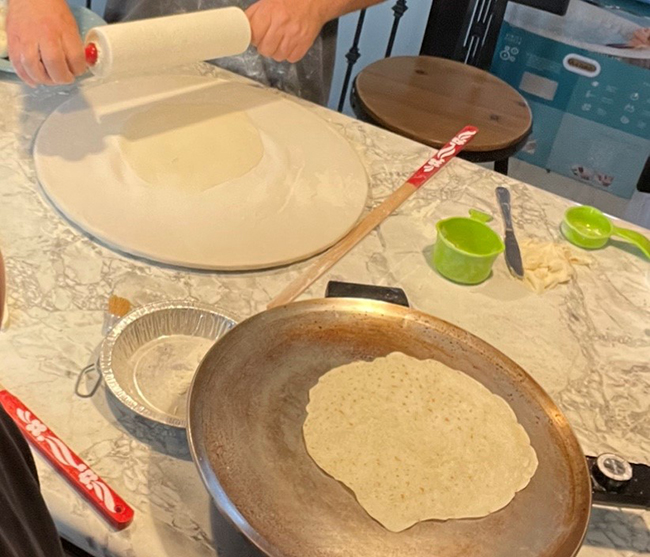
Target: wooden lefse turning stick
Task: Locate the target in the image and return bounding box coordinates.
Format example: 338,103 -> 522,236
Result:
267,126 -> 478,310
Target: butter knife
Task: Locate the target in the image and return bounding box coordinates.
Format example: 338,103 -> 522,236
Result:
496,187 -> 524,279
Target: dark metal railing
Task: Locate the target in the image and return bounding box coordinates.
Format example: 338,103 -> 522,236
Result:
337,1 -> 409,113
462,0 -> 506,67
385,0 -> 409,57
337,9 -> 367,112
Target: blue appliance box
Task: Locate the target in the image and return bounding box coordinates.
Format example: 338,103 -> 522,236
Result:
491,4 -> 650,199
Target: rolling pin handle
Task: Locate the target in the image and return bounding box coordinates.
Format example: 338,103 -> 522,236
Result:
85,43 -> 98,66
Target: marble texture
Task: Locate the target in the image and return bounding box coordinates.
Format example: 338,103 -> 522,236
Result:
0,63 -> 648,557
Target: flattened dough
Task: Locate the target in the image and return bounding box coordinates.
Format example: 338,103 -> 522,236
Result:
34,76 -> 368,270
119,103 -> 264,192
303,352 -> 538,532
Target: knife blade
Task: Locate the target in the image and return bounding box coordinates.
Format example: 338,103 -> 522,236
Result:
496,187 -> 524,279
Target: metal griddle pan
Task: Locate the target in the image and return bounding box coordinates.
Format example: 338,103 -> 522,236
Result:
187,296 -> 591,557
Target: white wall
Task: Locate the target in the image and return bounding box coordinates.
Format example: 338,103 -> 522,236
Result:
328,1 -> 433,114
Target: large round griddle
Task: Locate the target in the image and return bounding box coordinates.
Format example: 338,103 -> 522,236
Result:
188,299 -> 591,557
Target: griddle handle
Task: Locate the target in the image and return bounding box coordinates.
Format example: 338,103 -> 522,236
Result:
325,281 -> 410,308
586,455 -> 650,510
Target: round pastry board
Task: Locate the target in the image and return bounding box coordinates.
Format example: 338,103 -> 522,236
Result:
33,75 -> 368,270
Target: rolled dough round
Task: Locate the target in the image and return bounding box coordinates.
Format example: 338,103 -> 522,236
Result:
303,352 -> 539,532
33,76 -> 368,270
119,103 -> 264,193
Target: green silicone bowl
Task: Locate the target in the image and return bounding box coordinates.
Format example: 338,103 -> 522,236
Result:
432,214 -> 505,285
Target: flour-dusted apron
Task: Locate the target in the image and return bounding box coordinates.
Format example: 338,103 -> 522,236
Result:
103,0 -> 338,105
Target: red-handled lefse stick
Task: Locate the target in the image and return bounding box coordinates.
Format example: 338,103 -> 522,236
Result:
267,126 -> 478,309
0,389 -> 134,530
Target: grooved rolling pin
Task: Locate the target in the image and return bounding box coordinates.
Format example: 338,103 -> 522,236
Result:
84,7 -> 251,78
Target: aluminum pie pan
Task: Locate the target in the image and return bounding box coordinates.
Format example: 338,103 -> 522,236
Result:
99,301 -> 237,428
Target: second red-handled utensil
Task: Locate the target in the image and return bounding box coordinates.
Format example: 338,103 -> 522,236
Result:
0,387 -> 134,530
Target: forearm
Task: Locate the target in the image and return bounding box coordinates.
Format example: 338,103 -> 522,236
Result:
318,0 -> 386,23
247,0 -> 385,64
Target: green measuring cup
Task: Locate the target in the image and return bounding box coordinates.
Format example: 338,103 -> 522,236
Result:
432,210 -> 505,284
561,206 -> 650,259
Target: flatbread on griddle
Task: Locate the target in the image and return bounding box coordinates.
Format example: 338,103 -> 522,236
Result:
303,352 -> 538,532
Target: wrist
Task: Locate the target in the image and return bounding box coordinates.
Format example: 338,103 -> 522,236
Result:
311,0 -> 338,25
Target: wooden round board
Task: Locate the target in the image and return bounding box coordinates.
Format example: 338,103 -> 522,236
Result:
188,299 -> 592,557
33,76 -> 368,270
355,56 -> 532,153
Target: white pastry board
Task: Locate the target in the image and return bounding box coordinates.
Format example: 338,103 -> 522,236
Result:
34,75 -> 368,270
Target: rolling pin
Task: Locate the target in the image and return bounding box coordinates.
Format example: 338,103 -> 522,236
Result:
84,7 -> 251,78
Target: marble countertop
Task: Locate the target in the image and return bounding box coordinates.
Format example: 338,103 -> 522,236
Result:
0,63 -> 648,557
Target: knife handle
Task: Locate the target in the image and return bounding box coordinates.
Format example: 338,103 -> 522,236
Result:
496,187 -> 514,230
0,389 -> 134,530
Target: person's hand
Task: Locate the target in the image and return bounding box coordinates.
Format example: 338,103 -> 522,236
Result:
630,28 -> 650,48
6,0 -> 86,87
245,0 -> 329,63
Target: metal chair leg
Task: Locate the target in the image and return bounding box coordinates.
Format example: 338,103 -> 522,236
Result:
494,158 -> 509,175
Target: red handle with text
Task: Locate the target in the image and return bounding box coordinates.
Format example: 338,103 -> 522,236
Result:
0,389 -> 134,530
407,126 -> 479,188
